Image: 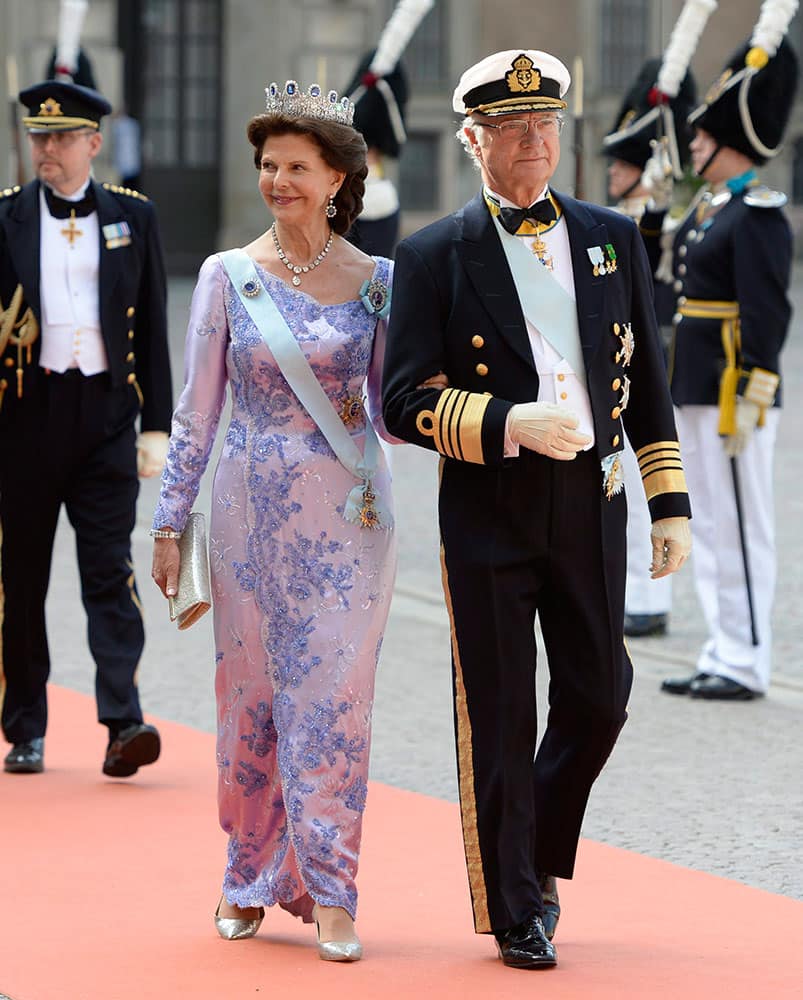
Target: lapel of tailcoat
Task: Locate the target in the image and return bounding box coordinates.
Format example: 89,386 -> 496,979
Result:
6,182 -> 42,321
456,191 -> 611,376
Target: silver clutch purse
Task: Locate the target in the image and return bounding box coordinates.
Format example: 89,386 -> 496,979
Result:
168,512 -> 212,630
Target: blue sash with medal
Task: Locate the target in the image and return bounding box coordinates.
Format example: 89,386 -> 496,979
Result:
219,248 -> 390,530
491,216 -> 587,388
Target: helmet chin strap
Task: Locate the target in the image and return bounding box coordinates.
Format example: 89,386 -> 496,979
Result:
695,143 -> 721,180
620,174 -> 643,199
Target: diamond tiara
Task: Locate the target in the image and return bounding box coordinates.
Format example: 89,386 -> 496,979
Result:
265,81 -> 355,126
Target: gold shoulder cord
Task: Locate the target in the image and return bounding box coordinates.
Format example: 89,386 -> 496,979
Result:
0,285 -> 40,410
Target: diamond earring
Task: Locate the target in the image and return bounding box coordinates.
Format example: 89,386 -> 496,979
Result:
325,196 -> 337,219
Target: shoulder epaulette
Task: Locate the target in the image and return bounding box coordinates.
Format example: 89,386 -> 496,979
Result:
102,182 -> 150,202
0,185 -> 22,201
743,186 -> 787,209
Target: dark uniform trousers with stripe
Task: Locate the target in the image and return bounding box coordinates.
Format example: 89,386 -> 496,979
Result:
0,178 -> 172,744
0,369 -> 143,741
383,192 -> 691,935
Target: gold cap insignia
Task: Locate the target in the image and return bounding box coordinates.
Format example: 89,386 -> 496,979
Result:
506,54 -> 541,95
617,108 -> 637,131
39,98 -> 63,116
705,68 -> 733,106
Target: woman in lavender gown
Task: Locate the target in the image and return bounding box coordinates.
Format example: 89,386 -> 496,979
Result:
150,83 -> 398,962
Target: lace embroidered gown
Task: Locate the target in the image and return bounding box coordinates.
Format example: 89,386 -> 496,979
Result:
153,253 -> 396,922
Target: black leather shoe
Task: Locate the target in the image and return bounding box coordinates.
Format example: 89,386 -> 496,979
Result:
103,723 -> 161,777
624,612 -> 668,637
661,672 -> 709,695
537,873 -> 560,941
689,675 -> 759,701
495,915 -> 557,969
4,738 -> 45,774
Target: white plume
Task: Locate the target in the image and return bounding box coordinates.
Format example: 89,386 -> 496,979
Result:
55,0 -> 89,78
751,0 -> 799,56
370,0 -> 435,78
656,0 -> 718,97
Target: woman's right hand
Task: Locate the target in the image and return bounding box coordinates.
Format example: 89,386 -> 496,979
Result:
152,538 -> 181,598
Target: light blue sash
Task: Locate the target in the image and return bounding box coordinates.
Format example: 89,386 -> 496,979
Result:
219,248 -> 390,530
493,217 -> 587,387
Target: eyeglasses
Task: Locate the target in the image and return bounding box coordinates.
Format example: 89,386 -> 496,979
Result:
28,130 -> 94,147
474,116 -> 564,139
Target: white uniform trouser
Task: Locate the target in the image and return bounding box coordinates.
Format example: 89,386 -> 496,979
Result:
622,435 -> 672,615
675,405 -> 778,693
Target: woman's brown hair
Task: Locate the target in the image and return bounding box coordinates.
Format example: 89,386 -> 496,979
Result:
247,113 -> 368,235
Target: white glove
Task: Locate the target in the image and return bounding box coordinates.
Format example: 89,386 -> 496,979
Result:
650,516 -> 692,579
723,398 -> 761,457
642,140 -> 674,212
507,402 -> 592,460
136,431 -> 169,478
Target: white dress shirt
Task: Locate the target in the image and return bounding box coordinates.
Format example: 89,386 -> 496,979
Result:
38,180 -> 108,375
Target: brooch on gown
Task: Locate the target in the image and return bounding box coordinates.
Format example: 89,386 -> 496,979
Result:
359,278 -> 391,318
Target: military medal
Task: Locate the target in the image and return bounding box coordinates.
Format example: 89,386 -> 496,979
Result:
531,225 -> 554,270
604,243 -> 618,273
613,321 -> 635,367
587,246 -> 606,276
60,209 -> 83,246
358,481 -> 380,529
601,452 -> 624,501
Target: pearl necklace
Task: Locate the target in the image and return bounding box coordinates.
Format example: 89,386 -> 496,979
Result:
271,224 -> 333,286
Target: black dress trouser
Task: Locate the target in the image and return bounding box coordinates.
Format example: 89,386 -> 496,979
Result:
439,448 -> 634,934
0,369 -> 144,743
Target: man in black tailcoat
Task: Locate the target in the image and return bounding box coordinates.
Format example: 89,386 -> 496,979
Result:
382,49 -> 692,969
0,81 -> 172,776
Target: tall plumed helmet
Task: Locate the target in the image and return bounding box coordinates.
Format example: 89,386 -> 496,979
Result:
602,59 -> 697,170
345,0 -> 434,158
346,50 -> 409,158
602,0 -> 716,175
689,0 -> 800,164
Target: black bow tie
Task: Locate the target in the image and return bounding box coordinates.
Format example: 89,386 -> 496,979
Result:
498,198 -> 557,235
43,184 -> 96,220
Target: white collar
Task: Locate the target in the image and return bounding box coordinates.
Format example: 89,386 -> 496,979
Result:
485,184 -> 550,209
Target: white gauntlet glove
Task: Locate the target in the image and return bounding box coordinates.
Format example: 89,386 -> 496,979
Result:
650,516 -> 692,579
642,141 -> 674,212
136,431 -> 169,478
507,402 -> 591,461
723,398 -> 761,457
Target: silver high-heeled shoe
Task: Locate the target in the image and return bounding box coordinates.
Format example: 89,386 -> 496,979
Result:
214,897 -> 265,940
313,905 -> 363,962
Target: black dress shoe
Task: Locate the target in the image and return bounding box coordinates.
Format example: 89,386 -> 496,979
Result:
537,873 -> 560,941
103,723 -> 161,777
4,738 -> 45,774
689,675 -> 759,701
495,915 -> 557,969
661,671 -> 709,695
624,612 -> 668,637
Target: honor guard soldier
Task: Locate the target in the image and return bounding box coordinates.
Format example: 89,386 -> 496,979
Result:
0,81 -> 173,775
344,0 -> 434,256
382,50 -> 692,969
601,1 -> 711,640
647,4 -> 799,701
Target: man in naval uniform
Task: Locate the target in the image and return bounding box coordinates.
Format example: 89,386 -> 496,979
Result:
650,33 -> 798,701
601,58 -> 698,639
382,50 -> 692,969
0,81 -> 172,775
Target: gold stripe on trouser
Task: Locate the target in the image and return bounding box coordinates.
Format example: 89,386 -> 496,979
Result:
0,520 -> 4,714
678,299 -> 741,436
439,514 -> 491,933
126,558 -> 143,687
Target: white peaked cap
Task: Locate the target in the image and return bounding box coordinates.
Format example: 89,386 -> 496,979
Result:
452,50 -> 571,116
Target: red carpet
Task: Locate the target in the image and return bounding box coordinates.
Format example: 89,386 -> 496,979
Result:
2,685 -> 802,999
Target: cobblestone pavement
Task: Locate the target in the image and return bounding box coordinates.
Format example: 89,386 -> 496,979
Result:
44,267 -> 803,902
